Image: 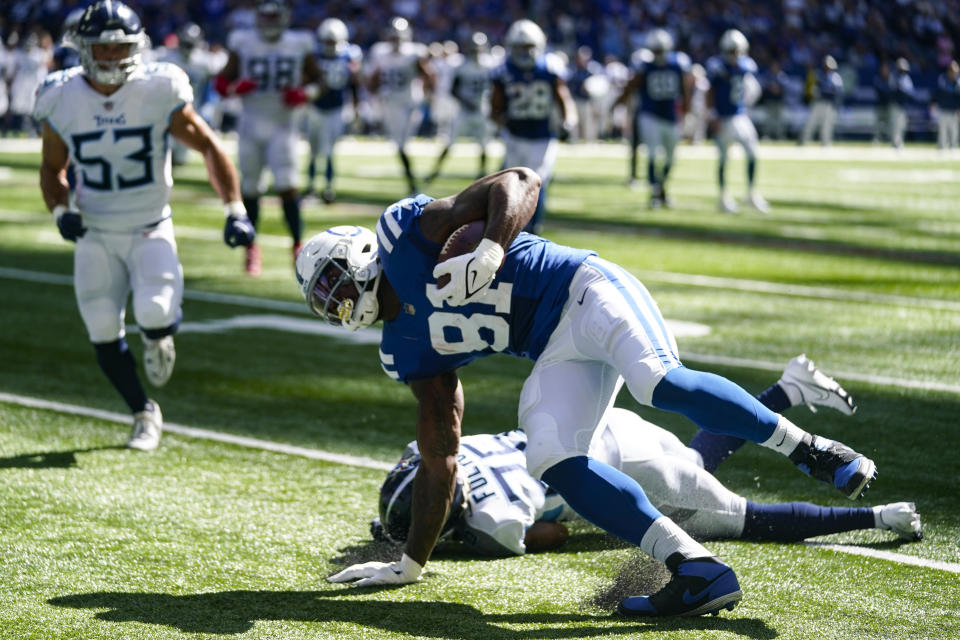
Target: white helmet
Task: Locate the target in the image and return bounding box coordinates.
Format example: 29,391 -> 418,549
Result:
318,18 -> 348,56
505,19 -> 545,69
256,0 -> 290,42
295,226 -> 382,331
719,29 -> 748,58
645,28 -> 674,59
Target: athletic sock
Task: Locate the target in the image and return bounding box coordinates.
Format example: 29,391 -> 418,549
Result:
741,500 -> 875,541
759,415 -> 807,456
757,383 -> 792,413
747,157 -> 756,186
281,195 -> 302,245
325,156 -> 334,184
242,196 -> 260,229
93,339 -> 148,414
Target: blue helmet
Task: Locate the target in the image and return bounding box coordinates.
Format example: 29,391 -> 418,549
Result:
67,0 -> 149,86
377,452 -> 467,545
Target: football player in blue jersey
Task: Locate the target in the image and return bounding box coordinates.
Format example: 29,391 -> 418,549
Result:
614,29 -> 692,208
36,0 -> 254,452
490,20 -> 577,234
303,18 -> 361,204
706,29 -> 769,214
931,60 -> 960,150
295,167 -> 877,617
800,55 -> 844,146
371,357 -> 920,559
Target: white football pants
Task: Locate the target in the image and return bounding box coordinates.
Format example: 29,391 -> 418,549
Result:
237,115 -> 300,194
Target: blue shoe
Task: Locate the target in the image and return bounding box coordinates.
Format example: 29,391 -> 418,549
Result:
618,556 -> 742,617
789,435 -> 877,500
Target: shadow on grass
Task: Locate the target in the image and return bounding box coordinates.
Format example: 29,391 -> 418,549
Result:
0,445 -> 125,469
48,588 -> 777,638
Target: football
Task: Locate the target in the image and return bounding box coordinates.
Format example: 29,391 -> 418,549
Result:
436,220 -> 486,288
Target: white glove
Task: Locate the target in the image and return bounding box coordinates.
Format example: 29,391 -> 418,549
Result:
432,238 -> 504,306
327,553 -> 423,587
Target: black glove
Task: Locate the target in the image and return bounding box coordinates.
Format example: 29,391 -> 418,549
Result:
223,214 -> 256,247
56,209 -> 86,242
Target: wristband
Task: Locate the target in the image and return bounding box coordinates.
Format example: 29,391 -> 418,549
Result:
52,204 -> 67,220
224,200 -> 246,218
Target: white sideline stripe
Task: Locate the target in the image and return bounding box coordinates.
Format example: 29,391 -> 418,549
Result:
805,542 -> 960,574
1,266 -> 958,394
636,270 -> 960,313
0,391 -> 393,471
681,352 -> 960,395
1,389 -> 956,574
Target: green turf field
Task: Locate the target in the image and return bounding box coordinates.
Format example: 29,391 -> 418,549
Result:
1,138 -> 958,640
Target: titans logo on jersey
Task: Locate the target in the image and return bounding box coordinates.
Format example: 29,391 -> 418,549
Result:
314,45 -> 360,111
636,51 -> 691,122
375,195 -> 593,383
706,55 -> 758,117
33,62 -> 193,231
491,58 -> 560,139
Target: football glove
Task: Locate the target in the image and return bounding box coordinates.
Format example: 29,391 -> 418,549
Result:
432,238 -> 504,307
327,553 -> 423,587
54,206 -> 86,242
213,75 -> 258,96
223,214 -> 256,247
283,87 -> 309,107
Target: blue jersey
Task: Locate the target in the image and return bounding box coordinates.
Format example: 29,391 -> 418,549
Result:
706,55 -> 758,117
815,69 -> 843,103
314,46 -> 358,111
376,195 -> 594,383
935,73 -> 960,111
491,58 -> 560,139
636,51 -> 691,121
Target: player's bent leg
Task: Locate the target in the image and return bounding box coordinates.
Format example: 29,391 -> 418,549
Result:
741,501 -> 876,541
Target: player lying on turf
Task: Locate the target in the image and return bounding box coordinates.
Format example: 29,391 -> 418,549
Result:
371,356 -> 921,558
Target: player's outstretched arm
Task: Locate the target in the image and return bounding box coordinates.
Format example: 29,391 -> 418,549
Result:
328,371 -> 463,587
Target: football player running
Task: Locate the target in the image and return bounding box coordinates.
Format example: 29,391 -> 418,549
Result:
35,0 -> 255,451
372,358 -> 919,558
366,17 -> 435,196
490,20 -> 577,233
425,32 -> 495,183
295,168 -> 877,617
215,0 -> 320,276
302,18 -> 361,204
613,29 -> 693,208
706,29 -> 769,214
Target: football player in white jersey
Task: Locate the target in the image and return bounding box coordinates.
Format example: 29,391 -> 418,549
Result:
35,0 -> 255,452
373,359 -> 921,558
215,0 -> 320,276
366,17 -> 435,195
155,23 -> 221,166
425,32 -> 495,183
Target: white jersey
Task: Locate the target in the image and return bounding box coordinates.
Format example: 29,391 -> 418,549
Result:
453,55 -> 494,113
368,40 -> 428,104
11,46 -> 50,114
155,46 -> 219,105
33,63 -> 193,230
227,28 -> 315,125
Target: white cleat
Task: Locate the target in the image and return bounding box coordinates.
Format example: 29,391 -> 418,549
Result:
778,354 -> 857,415
719,194 -> 738,213
876,502 -> 923,541
747,191 -> 770,213
142,335 -> 175,387
128,400 -> 163,451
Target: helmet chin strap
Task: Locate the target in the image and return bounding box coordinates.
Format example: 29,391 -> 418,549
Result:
342,271 -> 382,331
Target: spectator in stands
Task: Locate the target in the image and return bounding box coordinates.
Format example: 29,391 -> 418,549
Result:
760,60 -> 788,140
890,57 -> 915,149
800,55 -> 844,146
873,62 -> 894,144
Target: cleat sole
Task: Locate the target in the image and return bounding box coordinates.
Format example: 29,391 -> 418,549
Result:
847,460 -> 877,500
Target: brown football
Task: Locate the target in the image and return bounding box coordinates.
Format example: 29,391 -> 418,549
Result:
436,220 -> 486,288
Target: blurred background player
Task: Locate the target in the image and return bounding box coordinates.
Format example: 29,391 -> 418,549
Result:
52,8 -> 83,71
215,0 -> 319,276
872,62 -> 893,144
490,19 -> 576,233
889,57 -> 914,149
9,30 -> 52,136
800,55 -> 844,146
373,356 -> 920,556
156,23 -> 221,166
426,31 -> 495,183
707,29 -> 768,214
931,60 -> 960,150
35,0 -> 254,451
366,17 -> 434,195
614,29 -> 692,209
302,17 -> 361,203
759,60 -> 788,140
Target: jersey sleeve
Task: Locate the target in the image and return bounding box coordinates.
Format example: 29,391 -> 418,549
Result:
32,69 -> 71,121
743,57 -> 758,75
705,56 -> 724,80
459,500 -> 531,556
676,51 -> 692,73
164,62 -> 195,106
226,29 -> 245,52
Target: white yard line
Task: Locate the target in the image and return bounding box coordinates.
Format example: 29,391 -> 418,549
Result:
1,389 -> 955,573
1,265 -> 957,394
